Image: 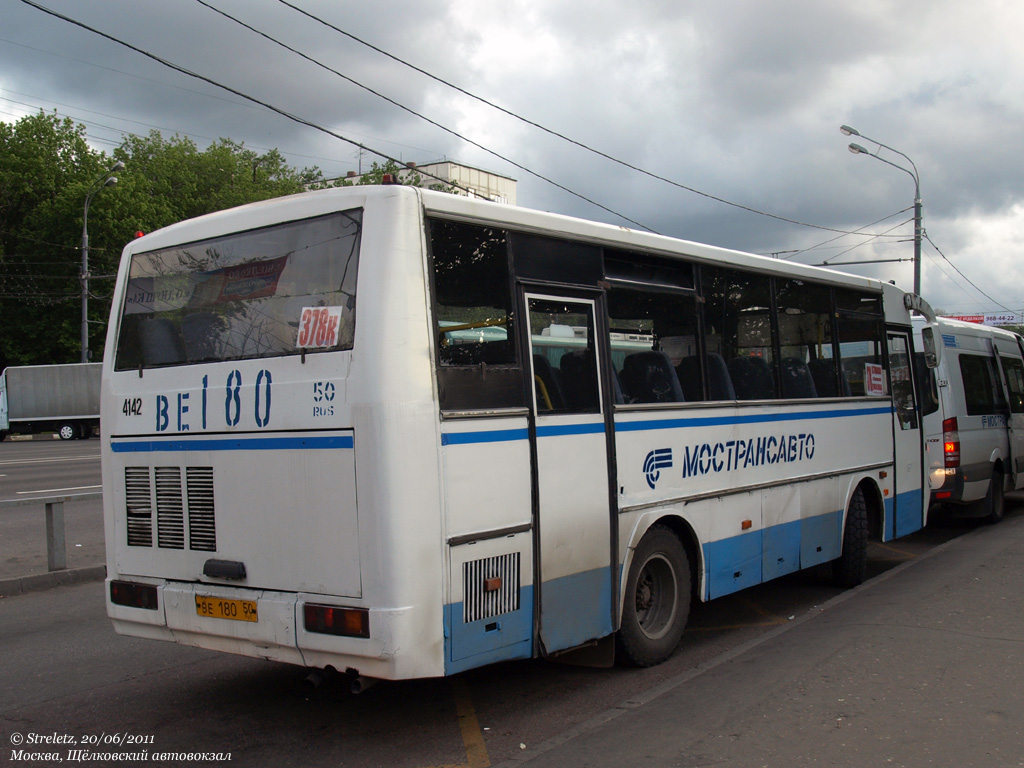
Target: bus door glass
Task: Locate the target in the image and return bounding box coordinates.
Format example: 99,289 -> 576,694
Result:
888,331 -> 924,537
523,292 -> 614,654
992,341 -> 1024,487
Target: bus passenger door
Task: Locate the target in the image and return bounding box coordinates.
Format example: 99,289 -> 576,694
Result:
523,292 -> 615,654
888,331 -> 925,537
992,341 -> 1024,487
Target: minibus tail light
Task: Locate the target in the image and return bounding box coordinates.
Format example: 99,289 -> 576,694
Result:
304,603 -> 370,638
942,417 -> 960,468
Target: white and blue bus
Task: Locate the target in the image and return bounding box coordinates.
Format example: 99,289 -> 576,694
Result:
102,184 -> 932,679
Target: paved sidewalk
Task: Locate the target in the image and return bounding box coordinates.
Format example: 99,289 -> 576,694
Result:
498,509 -> 1024,768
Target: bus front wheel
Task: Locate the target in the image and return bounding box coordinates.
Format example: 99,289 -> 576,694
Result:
616,525 -> 691,667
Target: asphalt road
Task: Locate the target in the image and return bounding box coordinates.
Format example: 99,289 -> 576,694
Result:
2,438 -> 1021,767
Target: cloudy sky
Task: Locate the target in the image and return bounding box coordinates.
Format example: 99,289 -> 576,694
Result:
3,0 -> 1023,316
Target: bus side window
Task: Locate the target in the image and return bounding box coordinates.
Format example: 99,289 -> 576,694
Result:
834,290 -> 885,397
702,267 -> 779,400
775,278 -> 833,399
959,354 -> 1000,416
605,284 -> 696,404
428,219 -> 523,411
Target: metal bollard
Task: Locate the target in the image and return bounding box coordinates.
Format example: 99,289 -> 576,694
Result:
0,493 -> 101,573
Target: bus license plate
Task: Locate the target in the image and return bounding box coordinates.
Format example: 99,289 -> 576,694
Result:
195,595 -> 258,622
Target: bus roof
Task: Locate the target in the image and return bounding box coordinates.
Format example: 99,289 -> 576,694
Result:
124,184 -> 889,296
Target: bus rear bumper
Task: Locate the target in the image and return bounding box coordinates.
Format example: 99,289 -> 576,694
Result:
106,578 -> 441,679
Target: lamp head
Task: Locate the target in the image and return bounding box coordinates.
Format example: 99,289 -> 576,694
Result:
840,125 -> 860,137
848,143 -> 870,155
111,161 -> 125,172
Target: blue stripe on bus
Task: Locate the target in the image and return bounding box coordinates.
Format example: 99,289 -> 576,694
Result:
884,487 -> 924,541
536,422 -> 606,438
441,422 -> 604,446
110,434 -> 354,453
703,509 -> 844,600
441,428 -> 529,446
444,585 -> 535,675
442,407 -> 890,445
615,405 -> 892,433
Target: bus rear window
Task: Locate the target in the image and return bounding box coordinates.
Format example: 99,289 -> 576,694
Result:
114,210 -> 361,370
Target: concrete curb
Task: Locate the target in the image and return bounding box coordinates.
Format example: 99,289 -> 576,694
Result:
0,565 -> 106,596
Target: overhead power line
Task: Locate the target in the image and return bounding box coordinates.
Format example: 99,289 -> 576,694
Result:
274,0 -> 903,239
19,0 -> 655,233
923,235 -> 1016,314
192,0 -> 655,231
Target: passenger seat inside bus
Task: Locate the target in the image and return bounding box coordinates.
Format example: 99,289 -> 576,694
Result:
677,353 -> 736,401
780,358 -> 818,399
727,355 -> 776,400
808,358 -> 851,397
620,351 -> 685,403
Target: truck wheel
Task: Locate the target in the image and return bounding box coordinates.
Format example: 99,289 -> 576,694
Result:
833,486 -> 869,588
0,430 -> 7,442
984,469 -> 1005,524
58,423 -> 79,440
616,525 -> 691,667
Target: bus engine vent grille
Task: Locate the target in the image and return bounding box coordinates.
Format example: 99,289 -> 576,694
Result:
155,466 -> 185,549
463,553 -> 520,623
124,467 -> 153,547
186,467 -> 217,551
124,466 -> 217,551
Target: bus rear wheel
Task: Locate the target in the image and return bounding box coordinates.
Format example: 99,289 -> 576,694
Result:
616,525 -> 690,667
833,486 -> 868,588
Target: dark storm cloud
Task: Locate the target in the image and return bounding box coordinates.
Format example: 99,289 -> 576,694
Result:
3,0 -> 1024,312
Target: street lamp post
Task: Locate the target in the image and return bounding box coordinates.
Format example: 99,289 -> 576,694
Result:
81,160 -> 124,363
840,125 -> 923,296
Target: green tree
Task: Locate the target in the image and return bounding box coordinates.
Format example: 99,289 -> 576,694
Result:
0,114 -> 322,367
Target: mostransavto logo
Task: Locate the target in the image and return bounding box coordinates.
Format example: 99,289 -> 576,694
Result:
644,448 -> 673,489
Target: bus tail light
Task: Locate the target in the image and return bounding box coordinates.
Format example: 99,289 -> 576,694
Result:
110,580 -> 158,610
304,603 -> 370,638
942,418 -> 960,468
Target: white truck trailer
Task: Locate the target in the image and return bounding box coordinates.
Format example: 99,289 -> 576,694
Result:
0,363 -> 101,441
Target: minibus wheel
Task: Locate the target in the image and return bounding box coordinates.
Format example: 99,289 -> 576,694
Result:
984,469 -> 1005,524
833,487 -> 868,588
616,525 -> 690,667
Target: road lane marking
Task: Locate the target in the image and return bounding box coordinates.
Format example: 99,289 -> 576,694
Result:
0,454 -> 101,467
875,542 -> 918,558
430,677 -> 491,768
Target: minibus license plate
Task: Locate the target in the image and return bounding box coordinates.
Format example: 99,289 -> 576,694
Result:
195,595 -> 258,622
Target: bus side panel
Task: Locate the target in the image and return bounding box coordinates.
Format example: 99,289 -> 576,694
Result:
439,418 -> 535,673
761,485 -> 802,581
615,402 -> 894,602
445,534 -> 534,675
